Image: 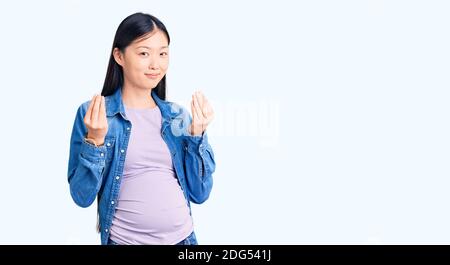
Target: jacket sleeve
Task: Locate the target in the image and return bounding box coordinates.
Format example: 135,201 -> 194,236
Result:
183,111 -> 216,204
67,102 -> 107,208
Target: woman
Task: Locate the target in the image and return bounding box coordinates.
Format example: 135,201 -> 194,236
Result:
67,12 -> 216,245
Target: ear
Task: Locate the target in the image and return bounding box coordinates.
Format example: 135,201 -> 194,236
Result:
113,48 -> 124,67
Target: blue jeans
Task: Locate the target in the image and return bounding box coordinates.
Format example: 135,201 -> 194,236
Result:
175,231 -> 198,245
107,231 -> 198,245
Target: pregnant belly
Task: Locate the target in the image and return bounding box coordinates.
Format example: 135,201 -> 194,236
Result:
113,170 -> 191,233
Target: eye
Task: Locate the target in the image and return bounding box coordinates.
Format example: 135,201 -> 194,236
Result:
140,52 -> 149,56
160,52 -> 168,56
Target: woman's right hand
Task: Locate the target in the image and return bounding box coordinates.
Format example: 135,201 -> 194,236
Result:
84,94 -> 108,145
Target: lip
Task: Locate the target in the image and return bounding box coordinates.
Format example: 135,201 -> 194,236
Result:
145,73 -> 160,79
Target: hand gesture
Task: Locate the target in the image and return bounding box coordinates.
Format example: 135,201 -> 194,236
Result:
84,95 -> 108,145
190,91 -> 214,136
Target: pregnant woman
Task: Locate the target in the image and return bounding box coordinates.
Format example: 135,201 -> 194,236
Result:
67,12 -> 216,245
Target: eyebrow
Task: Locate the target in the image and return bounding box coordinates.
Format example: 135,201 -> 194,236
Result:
137,46 -> 169,50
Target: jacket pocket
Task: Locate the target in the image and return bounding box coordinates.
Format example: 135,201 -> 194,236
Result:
104,136 -> 115,162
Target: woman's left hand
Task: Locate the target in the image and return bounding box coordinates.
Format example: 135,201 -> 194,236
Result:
190,90 -> 214,136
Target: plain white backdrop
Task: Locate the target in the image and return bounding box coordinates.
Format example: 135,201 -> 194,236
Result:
0,0 -> 450,244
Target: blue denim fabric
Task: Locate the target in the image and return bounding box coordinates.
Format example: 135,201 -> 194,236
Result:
175,231 -> 198,245
68,87 -> 215,245
107,231 -> 198,245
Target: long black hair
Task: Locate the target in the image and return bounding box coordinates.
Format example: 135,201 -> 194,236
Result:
101,12 -> 170,99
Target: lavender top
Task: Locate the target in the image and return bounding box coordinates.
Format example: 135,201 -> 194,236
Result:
109,105 -> 193,245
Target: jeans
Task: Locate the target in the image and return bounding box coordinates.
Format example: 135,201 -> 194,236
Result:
107,231 -> 198,245
175,231 -> 198,245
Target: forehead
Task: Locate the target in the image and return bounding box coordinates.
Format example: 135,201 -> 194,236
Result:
131,30 -> 169,48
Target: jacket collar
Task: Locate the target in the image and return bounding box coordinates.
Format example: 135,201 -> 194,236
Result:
105,87 -> 179,121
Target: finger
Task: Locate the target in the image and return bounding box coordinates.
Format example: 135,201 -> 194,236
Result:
190,97 -> 195,119
193,94 -> 204,120
201,96 -> 212,117
85,95 -> 96,123
201,96 -> 209,111
197,91 -> 208,118
198,92 -> 209,117
193,93 -> 205,119
99,96 -> 106,121
203,93 -> 213,122
197,91 -> 204,108
91,95 -> 100,122
191,95 -> 200,120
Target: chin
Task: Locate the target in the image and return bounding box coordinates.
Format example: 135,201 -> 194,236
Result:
148,79 -> 162,88
148,82 -> 158,89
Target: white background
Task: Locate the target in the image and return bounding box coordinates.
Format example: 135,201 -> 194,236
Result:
0,0 -> 449,244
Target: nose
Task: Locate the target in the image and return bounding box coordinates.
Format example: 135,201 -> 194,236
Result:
148,56 -> 159,70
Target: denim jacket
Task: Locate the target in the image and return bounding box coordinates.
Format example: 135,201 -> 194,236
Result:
67,87 -> 215,245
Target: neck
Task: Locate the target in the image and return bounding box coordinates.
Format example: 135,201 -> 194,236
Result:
122,81 -> 156,109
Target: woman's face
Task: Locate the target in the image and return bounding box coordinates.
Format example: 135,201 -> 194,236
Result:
114,30 -> 169,90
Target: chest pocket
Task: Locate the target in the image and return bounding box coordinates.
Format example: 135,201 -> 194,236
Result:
104,136 -> 115,162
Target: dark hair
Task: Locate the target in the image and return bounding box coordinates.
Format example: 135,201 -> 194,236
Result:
101,12 -> 171,99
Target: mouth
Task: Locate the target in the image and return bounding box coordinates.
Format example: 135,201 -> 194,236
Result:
145,73 -> 160,79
